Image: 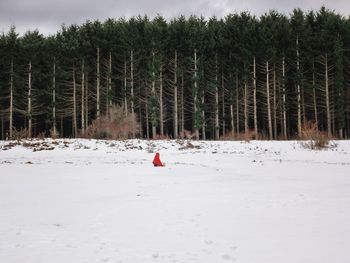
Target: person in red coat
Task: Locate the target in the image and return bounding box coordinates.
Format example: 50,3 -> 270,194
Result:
152,152 -> 165,167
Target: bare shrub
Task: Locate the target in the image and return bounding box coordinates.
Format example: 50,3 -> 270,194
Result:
86,105 -> 140,140
179,130 -> 195,139
239,130 -> 256,142
301,121 -> 331,150
50,128 -> 59,139
36,132 -> 46,140
12,128 -> 29,142
300,121 -> 318,140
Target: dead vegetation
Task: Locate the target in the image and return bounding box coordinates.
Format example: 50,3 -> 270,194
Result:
1,142 -> 19,151
300,121 -> 333,150
179,130 -> 196,140
85,105 -> 140,140
12,128 -> 30,142
1,139 -> 62,152
49,128 -> 59,139
178,140 -> 201,150
146,142 -> 157,153
22,141 -> 55,152
220,130 -> 257,142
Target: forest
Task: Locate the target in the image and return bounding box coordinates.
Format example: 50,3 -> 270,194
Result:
0,7 -> 349,140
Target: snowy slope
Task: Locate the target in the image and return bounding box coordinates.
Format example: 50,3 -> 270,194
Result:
1,139 -> 350,263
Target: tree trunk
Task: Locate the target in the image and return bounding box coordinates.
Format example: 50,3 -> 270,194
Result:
302,85 -> 306,128
266,61 -> 272,140
347,94 -> 350,139
151,51 -> 156,139
279,74 -> 283,137
296,37 -> 302,137
194,49 -> 199,140
1,117 -> 4,140
312,62 -> 318,128
52,59 -> 57,136
124,59 -> 128,114
253,56 -> 258,139
81,59 -> 85,135
201,88 -> 206,140
145,85 -> 150,139
72,63 -> 77,137
325,53 -> 331,137
244,81 -> 248,136
107,51 -> 112,114
60,116 -> 63,137
28,61 -> 32,138
173,50 -> 178,139
236,71 -> 239,134
215,53 -> 219,140
282,56 -> 287,139
96,48 -> 100,117
130,50 -> 135,138
181,70 -> 185,137
273,65 -> 277,138
138,92 -> 143,137
9,59 -> 14,139
85,72 -> 89,128
230,103 -> 234,136
160,69 -> 164,137
222,72 -> 225,136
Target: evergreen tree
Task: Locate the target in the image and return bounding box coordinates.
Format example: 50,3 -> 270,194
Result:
0,9 -> 349,139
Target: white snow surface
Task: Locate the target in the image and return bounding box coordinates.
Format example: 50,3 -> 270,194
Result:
0,139 -> 350,263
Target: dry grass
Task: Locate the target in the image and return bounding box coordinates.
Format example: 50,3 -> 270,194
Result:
220,130 -> 256,142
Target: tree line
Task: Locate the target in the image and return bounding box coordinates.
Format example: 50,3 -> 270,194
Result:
0,7 -> 349,140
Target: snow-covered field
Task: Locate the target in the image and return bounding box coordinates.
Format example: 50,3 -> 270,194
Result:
1,139 -> 350,263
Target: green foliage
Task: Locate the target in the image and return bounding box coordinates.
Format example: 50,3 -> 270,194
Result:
0,7 -> 350,139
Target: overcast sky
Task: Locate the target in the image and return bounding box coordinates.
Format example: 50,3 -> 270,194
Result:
1,0 -> 349,35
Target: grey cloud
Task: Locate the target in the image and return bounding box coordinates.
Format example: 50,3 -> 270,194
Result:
1,0 -> 349,35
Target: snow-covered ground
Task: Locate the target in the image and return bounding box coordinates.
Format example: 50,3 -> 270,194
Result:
0,139 -> 350,263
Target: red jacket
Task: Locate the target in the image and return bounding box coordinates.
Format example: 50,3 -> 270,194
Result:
152,153 -> 165,167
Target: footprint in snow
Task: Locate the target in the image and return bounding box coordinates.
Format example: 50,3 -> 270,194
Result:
222,254 -> 236,261
204,240 -> 213,245
152,253 -> 159,259
201,249 -> 212,254
230,246 -> 238,251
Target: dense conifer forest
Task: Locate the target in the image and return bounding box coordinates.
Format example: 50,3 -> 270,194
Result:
0,7 -> 349,140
